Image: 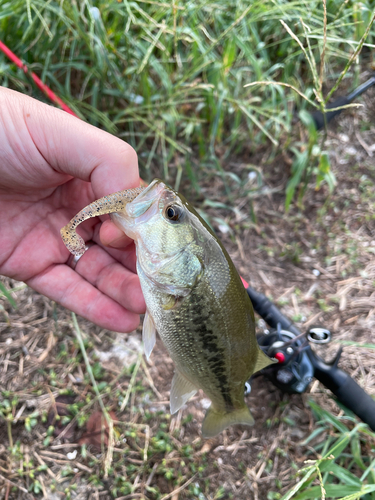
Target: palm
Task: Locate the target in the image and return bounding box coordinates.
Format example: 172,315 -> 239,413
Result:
0,88 -> 145,332
3,178 -> 96,280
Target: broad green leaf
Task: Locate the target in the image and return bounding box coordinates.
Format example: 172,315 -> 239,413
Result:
301,427 -> 325,445
326,434 -> 351,459
285,150 -> 309,210
223,37 -> 237,73
299,109 -> 317,142
280,466 -> 316,500
351,435 -> 367,470
308,400 -> 349,434
319,462 -> 362,487
293,484 -> 362,500
340,484 -> 375,500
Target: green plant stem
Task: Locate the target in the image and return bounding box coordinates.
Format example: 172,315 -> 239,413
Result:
7,418 -> 13,449
325,8 -> 375,103
319,0 -> 327,92
71,313 -> 114,478
120,354 -> 142,412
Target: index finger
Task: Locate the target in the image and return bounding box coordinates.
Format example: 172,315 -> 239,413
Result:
3,88 -> 140,196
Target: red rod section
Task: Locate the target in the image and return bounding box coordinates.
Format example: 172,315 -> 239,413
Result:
241,276 -> 249,289
0,39 -> 79,118
0,42 -> 252,291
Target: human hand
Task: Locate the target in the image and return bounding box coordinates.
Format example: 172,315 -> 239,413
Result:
0,87 -> 145,332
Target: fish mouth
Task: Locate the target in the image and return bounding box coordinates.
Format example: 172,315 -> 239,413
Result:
110,179 -> 166,238
125,179 -> 165,220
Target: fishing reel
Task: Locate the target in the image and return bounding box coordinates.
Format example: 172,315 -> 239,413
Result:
256,325 -> 332,394
243,285 -> 375,431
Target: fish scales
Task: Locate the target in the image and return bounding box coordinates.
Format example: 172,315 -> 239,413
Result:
140,266 -> 241,411
60,179 -> 275,437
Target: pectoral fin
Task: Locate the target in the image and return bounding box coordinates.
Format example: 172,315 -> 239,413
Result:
142,310 -> 157,360
170,371 -> 197,414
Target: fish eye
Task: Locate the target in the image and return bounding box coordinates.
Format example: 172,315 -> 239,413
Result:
164,204 -> 182,222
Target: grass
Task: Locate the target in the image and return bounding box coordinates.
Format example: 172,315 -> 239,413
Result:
0,0 -> 374,203
1,234 -> 375,498
0,305 -> 223,499
1,1 -> 375,499
1,330 -> 375,499
278,402 -> 375,500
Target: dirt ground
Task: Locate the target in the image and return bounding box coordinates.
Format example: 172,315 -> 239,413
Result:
0,84 -> 374,500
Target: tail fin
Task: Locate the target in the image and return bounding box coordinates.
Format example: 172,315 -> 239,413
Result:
202,405 -> 254,438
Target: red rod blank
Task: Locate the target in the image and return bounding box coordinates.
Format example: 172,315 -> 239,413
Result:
0,39 -> 79,118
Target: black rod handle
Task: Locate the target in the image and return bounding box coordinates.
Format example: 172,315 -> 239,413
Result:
311,95 -> 351,130
310,73 -> 375,130
311,354 -> 375,432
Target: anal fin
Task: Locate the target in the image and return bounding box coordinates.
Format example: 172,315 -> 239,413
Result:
170,371 -> 197,414
142,310 -> 156,360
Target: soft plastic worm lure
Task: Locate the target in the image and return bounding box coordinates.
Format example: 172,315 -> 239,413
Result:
60,186 -> 145,256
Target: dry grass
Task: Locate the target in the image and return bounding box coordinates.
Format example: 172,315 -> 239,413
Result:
1,88 -> 375,499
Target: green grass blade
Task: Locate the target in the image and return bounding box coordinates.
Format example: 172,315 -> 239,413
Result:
0,282 -> 18,309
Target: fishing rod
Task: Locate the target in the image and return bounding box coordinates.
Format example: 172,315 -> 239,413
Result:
311,72 -> 375,130
0,39 -> 78,117
2,39 -> 374,428
242,281 -> 375,432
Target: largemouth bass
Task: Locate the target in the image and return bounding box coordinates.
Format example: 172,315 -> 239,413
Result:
61,179 -> 275,437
